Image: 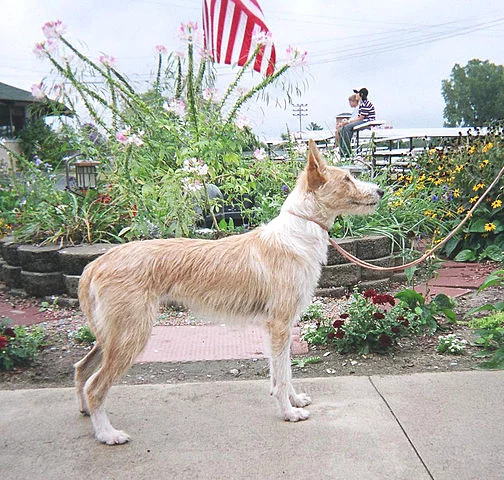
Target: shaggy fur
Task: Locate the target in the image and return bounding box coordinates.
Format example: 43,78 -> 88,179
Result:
75,140 -> 383,444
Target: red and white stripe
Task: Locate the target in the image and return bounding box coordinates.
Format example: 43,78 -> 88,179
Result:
203,0 -> 276,76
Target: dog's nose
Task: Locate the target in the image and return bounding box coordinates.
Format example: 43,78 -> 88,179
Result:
377,189 -> 384,198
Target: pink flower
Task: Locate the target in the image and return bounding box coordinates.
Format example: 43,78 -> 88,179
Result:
178,22 -> 201,44
31,83 -> 46,99
253,148 -> 267,161
163,98 -> 186,117
42,20 -> 66,39
33,42 -> 47,58
252,31 -> 273,47
234,114 -> 249,130
115,131 -> 128,143
99,54 -> 116,68
286,46 -> 308,67
155,45 -> 168,54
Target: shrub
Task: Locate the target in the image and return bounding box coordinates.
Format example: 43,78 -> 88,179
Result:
73,325 -> 96,344
4,20 -> 307,245
0,319 -> 45,371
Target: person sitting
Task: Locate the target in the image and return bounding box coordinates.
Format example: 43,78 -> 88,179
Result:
339,87 -> 376,158
334,93 -> 359,146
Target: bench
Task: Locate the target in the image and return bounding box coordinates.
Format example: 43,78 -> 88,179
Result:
353,120 -> 386,148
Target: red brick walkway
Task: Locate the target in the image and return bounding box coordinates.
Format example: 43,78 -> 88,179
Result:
1,261 -> 495,363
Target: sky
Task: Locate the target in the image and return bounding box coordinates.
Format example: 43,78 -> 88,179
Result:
2,0 -> 504,142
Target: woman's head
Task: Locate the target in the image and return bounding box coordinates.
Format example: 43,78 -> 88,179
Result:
353,87 -> 369,100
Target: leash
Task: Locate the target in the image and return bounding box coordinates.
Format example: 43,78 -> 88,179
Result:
289,164 -> 504,272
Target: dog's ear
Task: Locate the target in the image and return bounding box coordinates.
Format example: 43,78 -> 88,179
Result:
305,139 -> 327,191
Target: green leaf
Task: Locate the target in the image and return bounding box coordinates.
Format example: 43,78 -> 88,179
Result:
454,249 -> 477,262
476,347 -> 504,370
468,218 -> 490,233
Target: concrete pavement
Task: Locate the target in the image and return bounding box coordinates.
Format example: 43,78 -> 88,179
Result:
2,370 -> 503,480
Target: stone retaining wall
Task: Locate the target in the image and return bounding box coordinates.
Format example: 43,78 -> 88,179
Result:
0,235 -> 406,302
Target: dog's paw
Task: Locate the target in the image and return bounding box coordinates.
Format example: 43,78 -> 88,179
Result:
283,407 -> 310,422
290,393 -> 312,408
96,429 -> 130,445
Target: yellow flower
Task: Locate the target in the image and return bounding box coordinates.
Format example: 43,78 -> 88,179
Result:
457,206 -> 465,214
469,196 -> 479,204
468,146 -> 476,154
472,183 -> 485,192
482,142 -> 493,153
485,223 -> 496,232
478,159 -> 490,169
455,164 -> 464,173
453,189 -> 460,198
491,199 -> 502,209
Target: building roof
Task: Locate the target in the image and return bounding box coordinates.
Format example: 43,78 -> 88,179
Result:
0,82 -> 39,103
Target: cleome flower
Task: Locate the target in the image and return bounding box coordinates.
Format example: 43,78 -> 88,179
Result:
182,158 -> 209,176
42,20 -> 66,39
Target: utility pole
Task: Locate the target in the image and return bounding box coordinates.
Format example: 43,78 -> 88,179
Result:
292,103 -> 308,138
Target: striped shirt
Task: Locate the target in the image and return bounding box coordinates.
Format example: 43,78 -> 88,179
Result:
359,99 -> 376,121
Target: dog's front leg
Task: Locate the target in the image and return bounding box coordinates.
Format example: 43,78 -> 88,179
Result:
268,325 -> 310,421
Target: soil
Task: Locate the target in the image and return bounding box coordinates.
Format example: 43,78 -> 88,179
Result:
0,282 -> 503,390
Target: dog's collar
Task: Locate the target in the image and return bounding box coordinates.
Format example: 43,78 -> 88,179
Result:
287,210 -> 330,232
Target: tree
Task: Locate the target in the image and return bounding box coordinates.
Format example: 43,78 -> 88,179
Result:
306,121 -> 323,131
442,59 -> 504,127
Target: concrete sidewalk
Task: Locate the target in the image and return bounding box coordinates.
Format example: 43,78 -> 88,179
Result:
2,370 -> 503,480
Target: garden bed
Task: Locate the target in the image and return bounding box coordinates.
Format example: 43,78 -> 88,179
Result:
0,281 -> 502,390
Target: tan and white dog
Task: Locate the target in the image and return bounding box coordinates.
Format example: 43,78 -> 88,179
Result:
75,140 -> 383,444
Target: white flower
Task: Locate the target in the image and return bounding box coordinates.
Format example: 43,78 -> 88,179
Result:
31,83 -> 46,99
203,87 -> 219,101
182,158 -> 208,176
253,148 -> 267,161
163,98 -> 186,118
182,177 -> 203,192
234,114 -> 249,130
252,30 -> 273,47
294,142 -> 307,156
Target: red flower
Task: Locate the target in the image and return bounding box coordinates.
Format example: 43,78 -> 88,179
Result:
373,312 -> 385,319
340,313 -> 349,319
131,204 -> 138,217
385,295 -> 396,306
402,319 -> 410,327
335,329 -> 345,339
364,289 -> 377,299
327,332 -> 336,340
378,334 -> 392,348
0,335 -> 8,349
333,320 -> 345,328
372,294 -> 389,305
391,326 -> 400,334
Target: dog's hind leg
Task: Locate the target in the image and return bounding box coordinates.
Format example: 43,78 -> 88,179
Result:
75,343 -> 103,415
267,319 -> 311,422
84,303 -> 156,445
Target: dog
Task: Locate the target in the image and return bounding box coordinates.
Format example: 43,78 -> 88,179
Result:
75,139 -> 383,444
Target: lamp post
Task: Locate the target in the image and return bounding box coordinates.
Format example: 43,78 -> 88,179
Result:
64,153 -> 99,193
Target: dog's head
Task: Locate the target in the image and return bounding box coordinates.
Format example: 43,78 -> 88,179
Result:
299,139 -> 384,216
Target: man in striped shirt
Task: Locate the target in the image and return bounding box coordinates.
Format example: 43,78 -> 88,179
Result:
339,87 -> 376,158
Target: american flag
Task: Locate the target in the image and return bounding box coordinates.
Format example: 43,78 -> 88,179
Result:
202,0 -> 276,76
